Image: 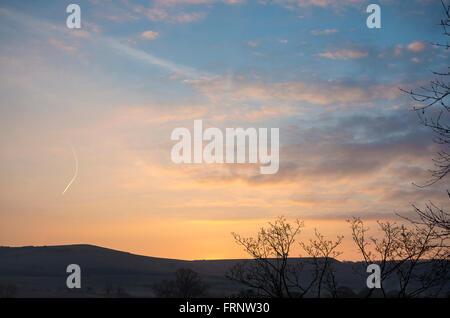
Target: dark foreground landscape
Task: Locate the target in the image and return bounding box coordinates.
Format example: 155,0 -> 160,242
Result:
0,244 -> 448,298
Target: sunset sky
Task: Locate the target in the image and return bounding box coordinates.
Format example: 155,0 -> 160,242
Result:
0,0 -> 448,261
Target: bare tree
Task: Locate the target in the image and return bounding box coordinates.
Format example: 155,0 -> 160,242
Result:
227,216 -> 343,298
227,217 -> 304,298
401,0 -> 450,186
300,229 -> 343,298
400,0 -> 450,247
394,223 -> 449,297
348,217 -> 449,297
407,193 -> 450,240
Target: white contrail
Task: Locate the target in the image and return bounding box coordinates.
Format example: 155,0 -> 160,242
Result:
62,144 -> 78,195
106,38 -> 208,79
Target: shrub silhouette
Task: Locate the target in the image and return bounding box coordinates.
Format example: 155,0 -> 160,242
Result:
0,284 -> 18,298
152,268 -> 208,298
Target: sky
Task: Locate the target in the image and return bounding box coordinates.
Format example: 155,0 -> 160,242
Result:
0,0 -> 449,261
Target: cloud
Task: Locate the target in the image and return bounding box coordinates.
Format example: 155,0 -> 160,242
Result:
155,0 -> 216,5
168,112 -> 439,201
223,0 -> 245,3
172,12 -> 206,23
273,0 -> 366,9
247,40 -> 260,47
104,13 -> 140,22
311,28 -> 339,36
134,0 -> 241,23
0,7 -> 205,80
111,104 -> 209,124
153,0 -> 244,6
48,39 -> 77,53
145,7 -> 205,23
92,2 -> 140,23
318,49 -> 369,60
146,8 -> 169,21
407,41 -> 427,52
186,74 -> 402,105
69,29 -> 91,39
296,0 -> 361,7
141,30 -> 160,40
394,45 -> 403,56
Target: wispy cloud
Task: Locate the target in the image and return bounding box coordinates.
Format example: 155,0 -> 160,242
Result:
48,39 -> 77,53
273,0 -> 367,10
311,28 -> 339,36
132,1 -> 210,23
185,74 -> 401,105
154,0 -> 244,6
318,48 -> 369,60
172,11 -> 206,23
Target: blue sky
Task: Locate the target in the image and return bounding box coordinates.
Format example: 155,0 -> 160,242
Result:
2,0 -> 445,82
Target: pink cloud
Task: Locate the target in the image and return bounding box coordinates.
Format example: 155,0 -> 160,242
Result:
48,39 -> 77,53
145,7 -> 205,23
394,45 -> 403,56
318,49 -> 368,60
146,8 -> 169,21
186,75 -> 404,105
154,0 -> 244,5
141,30 -> 160,40
173,11 -> 205,23
275,0 -> 364,9
407,41 -> 427,52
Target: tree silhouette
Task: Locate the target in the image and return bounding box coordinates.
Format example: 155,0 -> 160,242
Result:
348,217 -> 449,297
401,0 -> 450,186
227,216 -> 343,298
300,229 -> 343,298
0,284 -> 17,298
401,0 -> 450,236
152,268 -> 209,298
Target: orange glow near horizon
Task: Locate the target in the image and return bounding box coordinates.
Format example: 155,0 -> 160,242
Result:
0,217 -> 387,261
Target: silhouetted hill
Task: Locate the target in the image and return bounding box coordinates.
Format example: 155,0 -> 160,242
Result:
0,244 -> 248,297
0,244 -> 262,276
